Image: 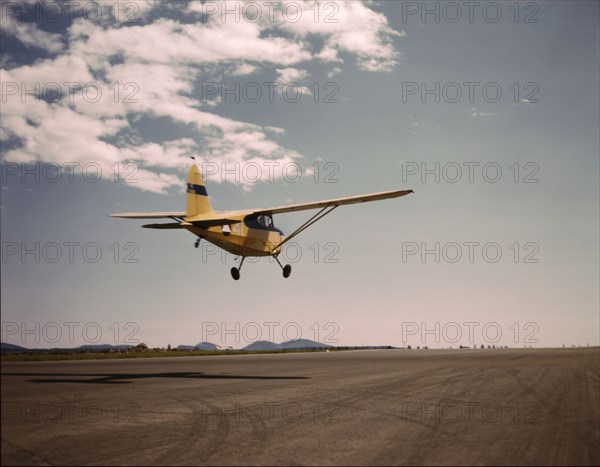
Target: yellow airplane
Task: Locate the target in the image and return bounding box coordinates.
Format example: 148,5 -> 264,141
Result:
111,164 -> 413,280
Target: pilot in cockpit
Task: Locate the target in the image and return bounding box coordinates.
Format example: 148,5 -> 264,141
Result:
257,215 -> 273,228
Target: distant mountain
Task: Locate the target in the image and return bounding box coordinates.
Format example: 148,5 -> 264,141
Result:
242,339 -> 331,351
1,339 -> 332,355
75,344 -> 133,352
195,342 -> 219,351
1,343 -> 28,353
280,339 -> 332,350
176,342 -> 219,351
242,340 -> 282,351
1,343 -> 133,354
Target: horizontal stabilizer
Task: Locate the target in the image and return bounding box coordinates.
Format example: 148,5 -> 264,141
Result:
142,222 -> 185,229
110,211 -> 186,219
186,218 -> 242,228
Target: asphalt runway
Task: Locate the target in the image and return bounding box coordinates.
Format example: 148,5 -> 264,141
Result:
1,348 -> 599,466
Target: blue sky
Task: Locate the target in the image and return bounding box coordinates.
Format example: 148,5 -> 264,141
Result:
1,1 -> 598,349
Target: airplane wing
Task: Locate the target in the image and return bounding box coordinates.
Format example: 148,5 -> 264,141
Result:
111,189 -> 413,231
111,211 -> 242,228
243,188 -> 414,251
109,211 -> 186,219
225,188 -> 414,217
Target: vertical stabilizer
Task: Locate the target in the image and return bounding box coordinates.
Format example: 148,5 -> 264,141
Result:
186,165 -> 213,217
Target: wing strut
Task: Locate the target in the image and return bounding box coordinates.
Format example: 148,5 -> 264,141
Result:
270,205 -> 338,254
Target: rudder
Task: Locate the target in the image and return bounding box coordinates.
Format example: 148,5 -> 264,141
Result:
186,165 -> 213,217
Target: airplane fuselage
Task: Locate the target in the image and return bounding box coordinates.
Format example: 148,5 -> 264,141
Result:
184,213 -> 284,257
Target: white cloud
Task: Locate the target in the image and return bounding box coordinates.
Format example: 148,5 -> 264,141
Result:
276,1 -> 405,72
327,67 -> 343,78
275,68 -> 311,95
1,14 -> 64,54
462,107 -> 498,118
230,63 -> 258,76
276,67 -> 309,83
128,0 -> 160,15
68,18 -> 312,67
1,1 -> 403,192
264,126 -> 286,135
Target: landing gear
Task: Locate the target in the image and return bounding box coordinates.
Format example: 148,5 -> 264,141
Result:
194,238 -> 201,248
228,255 -> 292,280
231,257 -> 245,281
274,255 -> 292,279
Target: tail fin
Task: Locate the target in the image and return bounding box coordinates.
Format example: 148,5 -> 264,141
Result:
186,165 -> 213,217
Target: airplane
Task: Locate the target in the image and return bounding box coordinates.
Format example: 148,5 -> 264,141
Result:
111,164 -> 413,280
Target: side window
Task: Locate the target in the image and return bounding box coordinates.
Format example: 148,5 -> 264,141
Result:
244,214 -> 278,232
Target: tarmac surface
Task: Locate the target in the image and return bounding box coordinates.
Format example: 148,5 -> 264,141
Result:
1,348 -> 599,466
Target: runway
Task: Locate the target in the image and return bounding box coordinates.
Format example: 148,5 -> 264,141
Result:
2,348 -> 599,465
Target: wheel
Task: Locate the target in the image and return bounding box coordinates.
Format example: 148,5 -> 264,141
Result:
230,267 -> 240,280
283,264 -> 292,278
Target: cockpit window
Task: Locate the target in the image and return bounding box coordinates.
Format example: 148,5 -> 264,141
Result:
260,215 -> 273,227
245,213 -> 280,233
256,215 -> 273,227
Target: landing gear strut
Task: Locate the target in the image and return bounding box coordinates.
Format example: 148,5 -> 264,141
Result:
273,255 -> 292,278
231,257 -> 245,281
230,256 -> 291,280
